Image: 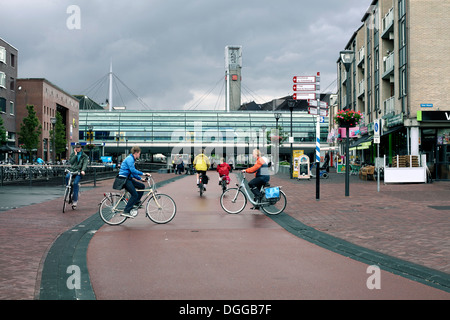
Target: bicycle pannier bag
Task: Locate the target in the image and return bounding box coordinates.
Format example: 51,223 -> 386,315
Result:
112,175 -> 127,190
265,186 -> 280,199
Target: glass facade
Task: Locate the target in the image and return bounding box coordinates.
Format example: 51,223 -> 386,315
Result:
79,110 -> 329,157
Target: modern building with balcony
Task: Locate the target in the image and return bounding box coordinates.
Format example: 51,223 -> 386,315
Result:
335,0 -> 450,180
0,38 -> 18,160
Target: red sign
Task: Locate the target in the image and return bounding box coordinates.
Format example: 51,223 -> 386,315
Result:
293,76 -> 316,83
293,84 -> 316,91
293,93 -> 317,100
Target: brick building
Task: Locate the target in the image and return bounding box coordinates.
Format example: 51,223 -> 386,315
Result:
0,38 -> 18,152
334,0 -> 450,180
16,78 -> 79,162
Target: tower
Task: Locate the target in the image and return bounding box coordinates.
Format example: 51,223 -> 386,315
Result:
225,46 -> 242,112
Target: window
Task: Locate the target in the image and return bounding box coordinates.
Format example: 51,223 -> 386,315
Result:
0,97 -> 6,113
0,72 -> 6,88
9,77 -> 14,91
10,53 -> 15,68
0,47 -> 6,64
9,101 -> 14,115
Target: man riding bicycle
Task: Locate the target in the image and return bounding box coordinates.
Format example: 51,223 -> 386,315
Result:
242,149 -> 270,208
66,143 -> 89,208
119,146 -> 150,217
193,149 -> 210,191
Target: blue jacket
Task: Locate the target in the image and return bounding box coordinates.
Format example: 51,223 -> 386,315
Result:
119,154 -> 143,180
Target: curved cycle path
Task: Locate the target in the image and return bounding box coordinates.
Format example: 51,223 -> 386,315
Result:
86,173 -> 449,299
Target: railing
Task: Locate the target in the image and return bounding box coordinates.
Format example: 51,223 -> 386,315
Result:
357,46 -> 365,65
383,52 -> 394,74
358,80 -> 365,97
0,164 -> 117,187
383,96 -> 395,115
382,8 -> 394,34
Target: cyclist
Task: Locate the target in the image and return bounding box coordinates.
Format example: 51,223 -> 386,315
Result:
193,149 -> 210,191
216,157 -> 231,185
242,149 -> 270,208
119,146 -> 150,217
66,143 -> 89,208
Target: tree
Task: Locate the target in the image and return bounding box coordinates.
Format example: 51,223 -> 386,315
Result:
18,105 -> 42,159
49,112 -> 67,160
0,116 -> 7,146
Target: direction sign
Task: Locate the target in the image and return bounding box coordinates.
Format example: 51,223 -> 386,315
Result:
293,92 -> 316,100
293,84 -> 316,91
293,76 -> 316,83
308,107 -> 328,116
308,99 -> 328,108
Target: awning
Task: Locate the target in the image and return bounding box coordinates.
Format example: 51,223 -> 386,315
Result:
349,135 -> 373,148
0,145 -> 26,153
382,125 -> 404,136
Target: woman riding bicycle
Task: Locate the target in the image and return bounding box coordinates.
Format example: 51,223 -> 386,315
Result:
193,149 -> 210,191
241,149 -> 270,205
216,157 -> 231,185
119,146 -> 150,217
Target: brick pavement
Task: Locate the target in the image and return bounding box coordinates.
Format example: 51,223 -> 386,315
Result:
270,169 -> 450,275
0,170 -> 448,299
0,173 -> 175,300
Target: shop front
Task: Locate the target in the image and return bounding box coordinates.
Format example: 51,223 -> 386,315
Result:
417,111 -> 450,180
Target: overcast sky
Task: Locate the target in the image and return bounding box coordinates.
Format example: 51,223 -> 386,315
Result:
1,0 -> 370,111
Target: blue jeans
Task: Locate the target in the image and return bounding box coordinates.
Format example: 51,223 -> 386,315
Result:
124,179 -> 145,213
65,173 -> 82,202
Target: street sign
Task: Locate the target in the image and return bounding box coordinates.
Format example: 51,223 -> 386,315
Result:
293,92 -> 316,100
308,99 -> 328,108
293,76 -> 316,83
308,107 -> 328,116
374,119 -> 380,144
293,84 -> 317,91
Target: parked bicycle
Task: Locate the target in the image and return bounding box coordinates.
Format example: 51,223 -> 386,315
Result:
310,163 -> 329,179
220,173 -> 286,215
99,174 -> 176,225
63,170 -> 79,213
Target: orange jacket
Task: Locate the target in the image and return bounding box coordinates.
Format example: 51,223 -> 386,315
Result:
246,157 -> 269,177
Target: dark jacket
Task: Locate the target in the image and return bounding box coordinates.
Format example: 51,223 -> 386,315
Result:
68,151 -> 89,173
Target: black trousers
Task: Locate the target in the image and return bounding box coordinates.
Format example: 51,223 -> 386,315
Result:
248,176 -> 269,199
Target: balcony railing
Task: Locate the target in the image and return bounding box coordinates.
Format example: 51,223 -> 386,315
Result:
357,46 -> 365,66
384,96 -> 395,115
358,80 -> 365,97
382,8 -> 394,34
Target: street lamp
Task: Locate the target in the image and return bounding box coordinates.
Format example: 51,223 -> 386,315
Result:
340,50 -> 355,197
287,100 -> 295,179
50,117 -> 57,164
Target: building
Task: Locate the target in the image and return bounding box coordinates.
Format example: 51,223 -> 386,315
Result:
16,78 -> 80,162
78,110 -> 330,165
0,38 -> 18,153
335,0 -> 450,180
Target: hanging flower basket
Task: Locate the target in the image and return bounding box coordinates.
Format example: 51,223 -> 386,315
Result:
334,110 -> 363,128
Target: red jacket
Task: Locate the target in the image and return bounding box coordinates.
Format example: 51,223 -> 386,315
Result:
216,163 -> 231,176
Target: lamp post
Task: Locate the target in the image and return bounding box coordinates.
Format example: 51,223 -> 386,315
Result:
50,117 -> 57,164
340,50 -> 355,197
287,100 -> 295,179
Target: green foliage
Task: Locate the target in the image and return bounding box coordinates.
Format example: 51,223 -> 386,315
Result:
49,112 -> 67,157
0,116 -> 7,146
18,105 -> 42,153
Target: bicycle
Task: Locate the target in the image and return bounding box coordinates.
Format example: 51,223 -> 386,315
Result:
99,174 -> 176,225
219,175 -> 229,193
197,171 -> 207,196
220,173 -> 287,215
310,163 -> 329,179
63,170 -> 79,213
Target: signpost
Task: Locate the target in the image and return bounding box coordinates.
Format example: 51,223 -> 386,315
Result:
292,72 -> 324,200
374,119 -> 380,192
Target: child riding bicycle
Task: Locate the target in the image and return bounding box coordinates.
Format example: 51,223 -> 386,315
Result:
216,157 -> 231,185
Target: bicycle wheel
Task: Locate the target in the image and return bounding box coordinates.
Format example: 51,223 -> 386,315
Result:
62,186 -> 70,213
261,190 -> 287,215
220,188 -> 247,214
146,193 -> 176,224
99,194 -> 128,225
